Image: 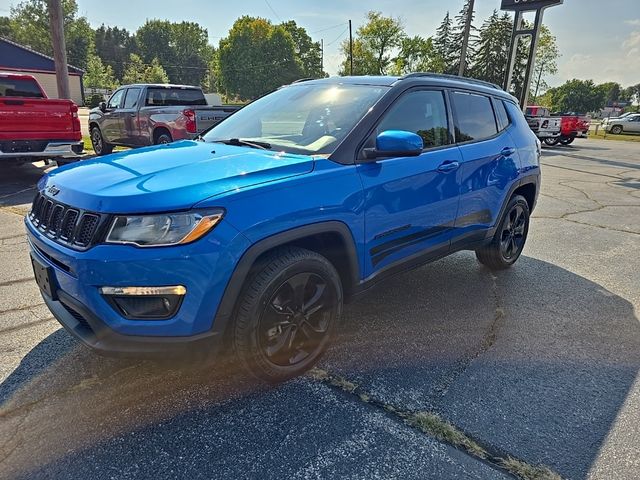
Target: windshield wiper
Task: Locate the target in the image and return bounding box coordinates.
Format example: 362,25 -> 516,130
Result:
211,138 -> 271,150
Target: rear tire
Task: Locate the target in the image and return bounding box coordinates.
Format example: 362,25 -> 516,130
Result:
475,195 -> 530,270
610,125 -> 623,135
560,135 -> 575,145
90,126 -> 113,156
232,246 -> 342,383
154,130 -> 172,145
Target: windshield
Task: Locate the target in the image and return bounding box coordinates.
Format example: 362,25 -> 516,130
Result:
203,83 -> 389,155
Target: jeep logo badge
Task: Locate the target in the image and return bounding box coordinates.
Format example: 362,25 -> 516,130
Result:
47,185 -> 60,196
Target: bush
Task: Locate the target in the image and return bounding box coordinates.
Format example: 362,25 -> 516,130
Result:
86,93 -> 104,108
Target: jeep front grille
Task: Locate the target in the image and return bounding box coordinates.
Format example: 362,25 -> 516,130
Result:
29,192 -> 105,249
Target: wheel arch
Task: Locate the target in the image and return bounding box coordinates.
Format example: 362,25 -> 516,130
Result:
212,221 -> 361,338
152,125 -> 172,143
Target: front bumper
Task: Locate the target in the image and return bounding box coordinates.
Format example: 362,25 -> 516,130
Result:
0,140 -> 84,159
26,215 -> 251,356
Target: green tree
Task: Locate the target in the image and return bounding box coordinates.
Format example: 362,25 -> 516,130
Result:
121,54 -> 169,85
136,20 -> 177,77
7,0 -> 93,68
530,25 -> 560,102
390,36 -> 444,75
281,20 -> 325,78
433,12 -> 456,74
94,25 -> 137,81
597,82 -> 622,105
339,11 -> 404,75
170,21 -> 211,85
84,52 -> 117,89
471,10 -> 512,85
543,79 -> 606,113
217,16 -> 301,100
0,16 -> 12,38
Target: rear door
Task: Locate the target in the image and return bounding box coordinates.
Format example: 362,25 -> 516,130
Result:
357,88 -> 463,277
451,91 -> 520,244
120,87 -> 142,145
101,88 -> 125,143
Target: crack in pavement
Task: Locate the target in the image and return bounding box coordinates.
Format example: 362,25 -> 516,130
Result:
0,303 -> 45,316
0,278 -> 33,289
308,368 -> 561,480
0,316 -> 55,336
541,162 -> 632,181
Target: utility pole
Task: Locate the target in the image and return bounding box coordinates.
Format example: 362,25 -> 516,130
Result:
532,58 -> 545,103
458,0 -> 475,77
320,38 -> 324,74
348,20 -> 353,76
48,0 -> 70,99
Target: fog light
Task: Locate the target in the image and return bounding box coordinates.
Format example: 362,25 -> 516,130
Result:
100,285 -> 186,320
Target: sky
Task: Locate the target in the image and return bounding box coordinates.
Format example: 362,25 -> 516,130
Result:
2,0 -> 639,87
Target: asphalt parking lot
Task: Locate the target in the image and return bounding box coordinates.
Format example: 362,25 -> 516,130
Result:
1,138 -> 639,480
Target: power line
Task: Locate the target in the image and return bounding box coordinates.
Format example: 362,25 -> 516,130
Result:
309,22 -> 348,34
264,0 -> 281,21
325,26 -> 348,47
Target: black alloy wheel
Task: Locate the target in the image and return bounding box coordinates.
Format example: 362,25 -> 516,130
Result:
90,127 -> 113,156
499,203 -> 527,262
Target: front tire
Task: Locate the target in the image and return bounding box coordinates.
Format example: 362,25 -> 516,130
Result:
232,246 -> 343,383
610,125 -> 623,135
475,195 -> 530,270
90,127 -> 113,156
543,137 -> 560,146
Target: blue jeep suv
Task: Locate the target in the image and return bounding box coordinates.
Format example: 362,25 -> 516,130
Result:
26,74 -> 540,382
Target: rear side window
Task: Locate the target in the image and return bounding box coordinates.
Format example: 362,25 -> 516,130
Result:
0,77 -> 44,98
145,88 -> 207,106
377,90 -> 450,149
503,100 -> 526,128
123,88 -> 141,109
451,91 -> 498,142
494,99 -> 510,131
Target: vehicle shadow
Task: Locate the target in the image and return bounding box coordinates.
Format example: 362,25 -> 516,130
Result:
0,161 -> 51,209
1,253 -> 638,480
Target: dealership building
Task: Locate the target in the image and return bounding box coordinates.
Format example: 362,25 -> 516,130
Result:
0,37 -> 84,105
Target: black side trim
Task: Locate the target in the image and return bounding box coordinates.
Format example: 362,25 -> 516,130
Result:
455,209 -> 493,228
370,223 -> 452,266
212,221 -> 360,333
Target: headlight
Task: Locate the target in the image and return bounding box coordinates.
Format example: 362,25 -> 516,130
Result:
106,209 -> 224,247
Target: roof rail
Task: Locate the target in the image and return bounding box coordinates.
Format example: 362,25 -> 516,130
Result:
401,72 -> 502,90
291,78 -> 314,84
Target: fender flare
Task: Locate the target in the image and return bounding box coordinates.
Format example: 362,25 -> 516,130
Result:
211,221 -> 361,335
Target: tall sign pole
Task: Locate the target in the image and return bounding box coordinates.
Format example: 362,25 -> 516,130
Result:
48,0 -> 71,99
348,20 -> 353,75
458,0 -> 475,77
501,0 -> 563,109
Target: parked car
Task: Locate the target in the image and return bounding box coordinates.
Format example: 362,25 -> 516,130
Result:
88,83 -> 241,155
27,74 -> 540,382
601,113 -> 640,134
524,106 -> 561,142
0,72 -> 83,162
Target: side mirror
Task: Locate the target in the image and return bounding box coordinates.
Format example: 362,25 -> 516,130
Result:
99,101 -> 107,113
362,130 -> 424,160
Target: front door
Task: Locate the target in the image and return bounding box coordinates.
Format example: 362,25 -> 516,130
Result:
101,88 -> 125,144
357,89 -> 462,278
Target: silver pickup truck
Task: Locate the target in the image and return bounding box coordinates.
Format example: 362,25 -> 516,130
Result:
88,84 -> 240,155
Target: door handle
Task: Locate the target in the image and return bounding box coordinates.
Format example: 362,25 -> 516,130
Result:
500,147 -> 516,157
437,161 -> 460,173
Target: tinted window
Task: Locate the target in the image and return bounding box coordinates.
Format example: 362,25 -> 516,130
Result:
123,88 -> 141,109
107,89 -> 125,109
451,92 -> 498,142
145,88 -> 207,106
378,90 -> 450,148
0,77 -> 44,98
503,100 -> 526,128
494,99 -> 510,131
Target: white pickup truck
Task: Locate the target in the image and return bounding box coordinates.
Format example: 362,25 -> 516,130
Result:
525,106 -> 561,142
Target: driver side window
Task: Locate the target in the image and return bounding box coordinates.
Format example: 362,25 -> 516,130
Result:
107,89 -> 125,110
377,90 -> 451,149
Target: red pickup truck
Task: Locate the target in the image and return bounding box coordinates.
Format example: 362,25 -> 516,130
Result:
0,72 -> 83,162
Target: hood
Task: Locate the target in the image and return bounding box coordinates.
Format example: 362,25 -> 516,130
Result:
41,141 -> 315,213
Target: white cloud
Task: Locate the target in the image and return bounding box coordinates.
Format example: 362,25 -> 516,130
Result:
624,19 -> 640,26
